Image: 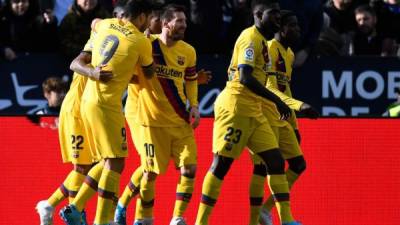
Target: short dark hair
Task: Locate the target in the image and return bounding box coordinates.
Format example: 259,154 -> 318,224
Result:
160,4 -> 186,22
354,4 -> 376,17
251,0 -> 278,11
280,10 -> 296,26
42,77 -> 66,93
123,0 -> 156,19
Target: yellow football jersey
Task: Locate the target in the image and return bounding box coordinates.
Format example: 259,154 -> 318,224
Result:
124,67 -> 140,119
82,18 -> 153,111
219,25 -> 271,117
262,39 -> 303,128
60,31 -> 96,117
135,35 -> 198,127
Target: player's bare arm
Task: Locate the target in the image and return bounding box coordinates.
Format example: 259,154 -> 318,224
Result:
70,52 -> 113,83
239,66 -> 291,120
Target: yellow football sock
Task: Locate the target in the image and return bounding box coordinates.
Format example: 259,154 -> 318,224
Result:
119,166 -> 142,207
67,170 -> 86,203
73,161 -> 104,212
94,168 -> 121,224
173,175 -> 195,217
249,174 -> 266,225
47,170 -> 75,207
263,169 -> 299,211
135,178 -> 155,219
267,174 -> 293,223
195,172 -> 222,225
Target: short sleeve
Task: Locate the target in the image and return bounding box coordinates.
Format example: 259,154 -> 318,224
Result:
237,35 -> 258,69
184,46 -> 197,81
82,31 -> 96,52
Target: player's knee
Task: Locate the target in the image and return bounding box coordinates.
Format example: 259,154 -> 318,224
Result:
143,171 -> 158,181
287,156 -> 306,174
181,164 -> 196,178
74,164 -> 93,175
105,157 -> 125,173
209,154 -> 234,180
258,149 -> 285,174
253,164 -> 267,177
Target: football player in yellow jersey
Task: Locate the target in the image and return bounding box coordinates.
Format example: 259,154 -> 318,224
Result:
115,7 -> 210,225
254,11 -> 318,225
59,1 -> 156,224
35,31 -> 113,225
195,1 -> 302,225
114,9 -> 164,225
123,4 -> 200,225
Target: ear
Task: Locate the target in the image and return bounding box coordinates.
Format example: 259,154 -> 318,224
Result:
44,91 -> 50,99
255,10 -> 263,20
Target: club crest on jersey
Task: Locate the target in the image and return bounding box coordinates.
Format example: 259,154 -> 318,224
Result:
147,158 -> 154,167
244,47 -> 254,61
225,142 -> 233,151
73,151 -> 79,158
177,56 -> 185,65
122,142 -> 127,151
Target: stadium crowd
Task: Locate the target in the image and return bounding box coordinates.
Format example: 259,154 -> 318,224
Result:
1,0 -> 400,62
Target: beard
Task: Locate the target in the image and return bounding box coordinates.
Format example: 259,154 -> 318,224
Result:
168,26 -> 185,41
359,25 -> 373,35
171,33 -> 184,41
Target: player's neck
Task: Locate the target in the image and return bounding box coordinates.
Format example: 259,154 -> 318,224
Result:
125,17 -> 144,32
255,25 -> 274,40
159,32 -> 177,47
275,33 -> 289,49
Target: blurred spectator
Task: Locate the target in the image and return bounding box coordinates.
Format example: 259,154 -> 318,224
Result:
38,0 -> 73,24
371,0 -> 400,47
35,76 -> 67,115
280,0 -> 324,67
350,4 -> 397,56
39,0 -> 113,25
322,0 -> 357,55
59,0 -> 109,60
312,27 -> 344,56
221,0 -> 252,54
0,0 -> 59,61
324,0 -> 356,34
383,87 -> 400,117
185,0 -> 223,54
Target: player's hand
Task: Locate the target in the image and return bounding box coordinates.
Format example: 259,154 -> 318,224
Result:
300,103 -> 319,119
190,106 -> 200,129
43,9 -> 55,24
294,129 -> 301,144
91,65 -> 113,83
197,69 -> 212,85
276,100 -> 291,120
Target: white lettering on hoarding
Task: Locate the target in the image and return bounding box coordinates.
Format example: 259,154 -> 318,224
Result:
322,70 -> 352,99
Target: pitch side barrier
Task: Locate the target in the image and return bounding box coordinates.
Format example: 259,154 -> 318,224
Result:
1,53 -> 399,117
